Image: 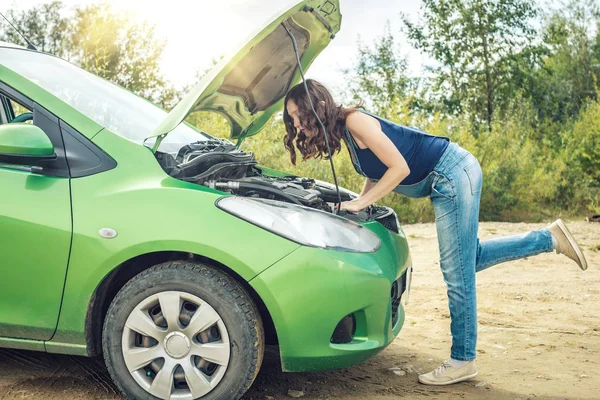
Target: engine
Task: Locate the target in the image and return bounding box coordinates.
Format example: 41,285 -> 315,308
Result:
156,139 -> 400,232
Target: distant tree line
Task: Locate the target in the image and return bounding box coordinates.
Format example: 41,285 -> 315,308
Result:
2,0 -> 598,221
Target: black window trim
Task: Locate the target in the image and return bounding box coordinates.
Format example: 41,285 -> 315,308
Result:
0,96 -> 10,123
0,82 -> 116,178
0,83 -> 34,110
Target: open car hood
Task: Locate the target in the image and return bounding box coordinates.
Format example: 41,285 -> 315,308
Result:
147,0 -> 341,147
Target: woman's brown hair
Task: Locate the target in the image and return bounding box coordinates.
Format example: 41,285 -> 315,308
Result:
283,79 -> 360,165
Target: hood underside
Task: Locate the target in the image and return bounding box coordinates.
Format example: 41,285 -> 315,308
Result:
148,0 -> 341,146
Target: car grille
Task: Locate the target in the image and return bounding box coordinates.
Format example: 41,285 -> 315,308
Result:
374,209 -> 399,233
391,273 -> 407,326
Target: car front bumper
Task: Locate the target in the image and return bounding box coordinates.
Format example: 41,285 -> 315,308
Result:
249,221 -> 412,372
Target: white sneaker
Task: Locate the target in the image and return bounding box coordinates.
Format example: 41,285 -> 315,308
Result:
548,219 -> 588,270
418,360 -> 478,385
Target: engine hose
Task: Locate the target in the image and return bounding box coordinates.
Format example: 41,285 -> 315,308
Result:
215,182 -> 303,206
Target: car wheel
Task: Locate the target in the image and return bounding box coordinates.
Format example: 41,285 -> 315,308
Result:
102,261 -> 264,400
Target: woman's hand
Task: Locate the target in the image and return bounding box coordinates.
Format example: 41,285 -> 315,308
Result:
338,198 -> 367,212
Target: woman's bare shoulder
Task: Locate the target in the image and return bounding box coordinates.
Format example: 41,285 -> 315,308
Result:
346,110 -> 380,137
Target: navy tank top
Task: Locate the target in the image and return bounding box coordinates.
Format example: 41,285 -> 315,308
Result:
344,110 -> 450,185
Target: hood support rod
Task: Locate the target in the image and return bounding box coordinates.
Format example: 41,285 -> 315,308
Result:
282,21 -> 343,214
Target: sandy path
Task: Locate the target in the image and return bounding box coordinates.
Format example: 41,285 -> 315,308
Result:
0,220 -> 598,400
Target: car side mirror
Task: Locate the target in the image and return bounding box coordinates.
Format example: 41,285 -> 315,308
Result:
0,123 -> 56,166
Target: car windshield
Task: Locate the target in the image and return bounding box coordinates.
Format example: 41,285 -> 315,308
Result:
0,47 -> 208,149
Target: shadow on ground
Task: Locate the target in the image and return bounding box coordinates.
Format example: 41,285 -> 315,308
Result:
0,346 -> 579,400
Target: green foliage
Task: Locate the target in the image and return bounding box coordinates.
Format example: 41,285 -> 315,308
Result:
558,99 -> 600,213
454,98 -> 567,220
569,100 -> 600,184
530,0 -> 600,123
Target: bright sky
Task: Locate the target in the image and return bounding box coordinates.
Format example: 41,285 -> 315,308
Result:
11,0 -> 428,98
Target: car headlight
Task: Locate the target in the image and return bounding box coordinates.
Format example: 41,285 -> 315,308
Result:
216,197 -> 381,253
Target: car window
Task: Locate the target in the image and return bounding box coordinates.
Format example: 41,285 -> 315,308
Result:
0,94 -> 32,124
8,98 -> 32,124
1,47 -> 208,147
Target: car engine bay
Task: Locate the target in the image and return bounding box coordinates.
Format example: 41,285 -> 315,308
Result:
156,139 -> 400,233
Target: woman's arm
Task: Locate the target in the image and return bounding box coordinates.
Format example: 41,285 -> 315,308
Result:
341,112 -> 410,212
359,178 -> 377,197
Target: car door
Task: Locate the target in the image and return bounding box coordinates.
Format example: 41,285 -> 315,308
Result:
0,85 -> 72,341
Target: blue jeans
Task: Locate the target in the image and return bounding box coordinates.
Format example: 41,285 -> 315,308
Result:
393,143 -> 554,360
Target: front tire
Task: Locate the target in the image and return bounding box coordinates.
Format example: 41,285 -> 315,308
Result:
102,261 -> 264,400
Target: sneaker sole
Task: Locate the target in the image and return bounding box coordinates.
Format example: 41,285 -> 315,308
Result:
418,371 -> 479,386
556,219 -> 588,271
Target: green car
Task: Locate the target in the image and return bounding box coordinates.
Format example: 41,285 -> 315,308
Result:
0,1 -> 411,399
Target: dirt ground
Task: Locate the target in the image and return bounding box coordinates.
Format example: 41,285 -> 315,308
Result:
0,220 -> 598,400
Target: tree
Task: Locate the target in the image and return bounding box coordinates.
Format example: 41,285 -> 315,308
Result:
344,22 -> 413,120
0,1 -> 69,57
403,0 -> 539,132
531,0 -> 600,123
0,1 -> 173,105
69,3 -> 169,103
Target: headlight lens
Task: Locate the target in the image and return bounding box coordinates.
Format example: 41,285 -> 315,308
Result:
216,197 -> 381,253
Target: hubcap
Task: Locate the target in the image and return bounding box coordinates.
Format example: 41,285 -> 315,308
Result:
122,291 -> 230,400
164,332 -> 191,359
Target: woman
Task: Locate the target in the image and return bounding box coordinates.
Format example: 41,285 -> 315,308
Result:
282,79 -> 588,386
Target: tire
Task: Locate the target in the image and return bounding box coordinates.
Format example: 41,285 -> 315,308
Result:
102,261 -> 264,400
